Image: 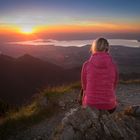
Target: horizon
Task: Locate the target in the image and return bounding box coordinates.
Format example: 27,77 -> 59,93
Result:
7,39 -> 140,48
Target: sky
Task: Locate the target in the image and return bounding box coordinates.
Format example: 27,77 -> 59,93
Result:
0,0 -> 140,35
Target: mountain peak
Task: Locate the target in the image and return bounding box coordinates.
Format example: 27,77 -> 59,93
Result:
17,54 -> 42,62
0,54 -> 14,61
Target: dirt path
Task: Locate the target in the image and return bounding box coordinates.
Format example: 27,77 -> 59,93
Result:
9,84 -> 140,140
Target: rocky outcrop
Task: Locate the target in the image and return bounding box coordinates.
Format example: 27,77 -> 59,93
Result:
52,106 -> 140,140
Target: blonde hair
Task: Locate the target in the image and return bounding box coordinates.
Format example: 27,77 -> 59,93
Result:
91,38 -> 109,53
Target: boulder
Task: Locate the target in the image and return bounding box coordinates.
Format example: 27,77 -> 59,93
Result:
52,106 -> 140,140
58,101 -> 66,110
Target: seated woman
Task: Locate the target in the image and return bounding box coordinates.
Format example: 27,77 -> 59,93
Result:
81,38 -> 119,113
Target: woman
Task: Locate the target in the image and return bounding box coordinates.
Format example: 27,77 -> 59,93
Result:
81,38 -> 119,113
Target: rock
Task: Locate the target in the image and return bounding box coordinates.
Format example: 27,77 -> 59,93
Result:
33,135 -> 42,140
124,105 -> 140,117
52,106 -> 140,140
62,108 -> 78,125
58,101 -> 65,109
70,99 -> 74,103
60,126 -> 75,140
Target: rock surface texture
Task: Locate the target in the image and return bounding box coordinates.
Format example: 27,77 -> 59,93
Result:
7,84 -> 140,140
52,106 -> 140,140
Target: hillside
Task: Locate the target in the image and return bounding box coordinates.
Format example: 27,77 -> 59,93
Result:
0,44 -> 140,106
0,82 -> 140,140
1,44 -> 140,73
0,54 -> 80,106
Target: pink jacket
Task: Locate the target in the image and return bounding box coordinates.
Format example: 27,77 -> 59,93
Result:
81,52 -> 119,110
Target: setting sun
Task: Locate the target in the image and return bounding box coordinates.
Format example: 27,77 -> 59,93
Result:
20,26 -> 35,34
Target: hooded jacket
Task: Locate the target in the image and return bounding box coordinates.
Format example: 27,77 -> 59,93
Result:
81,52 -> 119,110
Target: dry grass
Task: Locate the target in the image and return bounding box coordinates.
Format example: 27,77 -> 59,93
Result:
120,79 -> 140,84
0,82 -> 81,140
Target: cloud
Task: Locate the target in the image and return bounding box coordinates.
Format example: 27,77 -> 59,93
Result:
8,39 -> 140,47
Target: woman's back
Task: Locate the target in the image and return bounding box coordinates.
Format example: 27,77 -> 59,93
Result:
81,38 -> 119,110
87,52 -> 116,92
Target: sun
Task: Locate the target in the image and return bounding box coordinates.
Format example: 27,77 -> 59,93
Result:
20,26 -> 34,34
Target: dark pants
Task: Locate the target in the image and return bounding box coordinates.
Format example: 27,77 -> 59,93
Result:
98,107 -> 116,114
107,107 -> 116,114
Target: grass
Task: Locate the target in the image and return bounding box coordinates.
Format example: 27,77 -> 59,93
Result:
42,82 -> 81,99
0,101 -> 50,139
120,79 -> 140,84
0,82 -> 81,140
1,79 -> 139,139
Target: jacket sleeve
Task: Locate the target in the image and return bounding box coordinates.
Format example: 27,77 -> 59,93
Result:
114,63 -> 119,89
81,61 -> 88,90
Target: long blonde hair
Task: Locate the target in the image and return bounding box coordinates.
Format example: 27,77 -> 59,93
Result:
91,38 -> 109,53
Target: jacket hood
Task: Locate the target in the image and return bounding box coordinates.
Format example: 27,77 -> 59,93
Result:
89,52 -> 112,69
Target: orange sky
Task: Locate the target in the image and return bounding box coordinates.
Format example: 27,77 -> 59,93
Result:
0,22 -> 140,36
0,0 -> 140,37
36,23 -> 140,33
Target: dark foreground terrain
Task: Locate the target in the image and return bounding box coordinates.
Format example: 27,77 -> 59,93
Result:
4,83 -> 140,140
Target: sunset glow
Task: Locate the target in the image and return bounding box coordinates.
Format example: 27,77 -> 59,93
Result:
0,22 -> 140,36
20,26 -> 35,34
30,23 -> 140,34
0,0 -> 139,38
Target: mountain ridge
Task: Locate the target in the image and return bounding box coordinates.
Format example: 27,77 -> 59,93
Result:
0,44 -> 140,106
0,54 -> 79,106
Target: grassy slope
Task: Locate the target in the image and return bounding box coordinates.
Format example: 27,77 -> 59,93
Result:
0,80 -> 140,139
0,82 -> 80,140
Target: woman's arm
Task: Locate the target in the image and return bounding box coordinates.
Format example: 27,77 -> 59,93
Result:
81,61 -> 88,90
77,61 -> 88,105
114,63 -> 119,89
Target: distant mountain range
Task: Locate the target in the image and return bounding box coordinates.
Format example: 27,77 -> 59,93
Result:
1,44 -> 140,72
0,44 -> 140,106
0,54 -> 80,105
